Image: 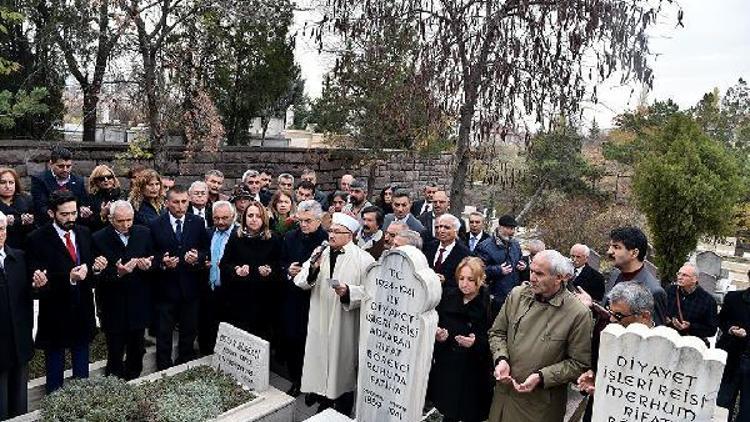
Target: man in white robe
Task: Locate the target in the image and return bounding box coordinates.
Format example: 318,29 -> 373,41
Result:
294,212 -> 374,415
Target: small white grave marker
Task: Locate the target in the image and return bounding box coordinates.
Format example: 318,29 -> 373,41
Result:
212,322 -> 270,391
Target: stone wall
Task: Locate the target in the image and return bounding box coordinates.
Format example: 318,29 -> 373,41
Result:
0,140 -> 454,198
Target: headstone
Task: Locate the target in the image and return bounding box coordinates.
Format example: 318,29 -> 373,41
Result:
356,246 -> 441,422
589,251 -> 601,272
696,251 -> 722,278
698,273 -> 718,294
212,322 -> 270,391
304,409 -> 353,421
592,323 -> 726,422
643,260 -> 658,278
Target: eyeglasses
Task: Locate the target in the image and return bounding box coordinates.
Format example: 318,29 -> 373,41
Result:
94,174 -> 115,182
605,305 -> 637,322
329,230 -> 351,236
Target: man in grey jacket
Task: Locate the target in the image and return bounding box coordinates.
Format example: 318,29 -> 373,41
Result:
604,226 -> 667,326
382,189 -> 425,233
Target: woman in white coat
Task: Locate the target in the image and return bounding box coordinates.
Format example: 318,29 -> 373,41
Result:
294,212 -> 374,415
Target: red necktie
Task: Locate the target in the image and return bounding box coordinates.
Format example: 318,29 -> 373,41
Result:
435,248 -> 446,272
64,232 -> 77,263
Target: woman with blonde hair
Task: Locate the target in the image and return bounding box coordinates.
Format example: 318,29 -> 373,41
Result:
219,201 -> 281,340
128,169 -> 164,225
85,164 -> 123,231
428,256 -> 494,422
0,167 -> 35,249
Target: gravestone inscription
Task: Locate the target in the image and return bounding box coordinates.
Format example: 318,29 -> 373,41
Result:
592,323 -> 726,422
212,322 -> 270,391
356,246 -> 441,422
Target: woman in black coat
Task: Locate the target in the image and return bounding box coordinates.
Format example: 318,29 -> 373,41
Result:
84,165 -> 124,232
219,201 -> 281,341
0,168 -> 35,250
428,257 -> 493,422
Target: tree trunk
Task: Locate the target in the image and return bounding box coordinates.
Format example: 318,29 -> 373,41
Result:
516,180 -> 547,225
81,86 -> 98,143
449,89 -> 477,215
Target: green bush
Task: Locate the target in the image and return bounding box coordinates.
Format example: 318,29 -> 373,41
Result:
41,377 -> 139,422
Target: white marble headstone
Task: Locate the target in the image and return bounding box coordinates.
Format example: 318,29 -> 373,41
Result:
212,322 -> 270,391
592,323 -> 726,422
355,246 -> 441,422
304,409 -> 353,421
696,251 -> 722,278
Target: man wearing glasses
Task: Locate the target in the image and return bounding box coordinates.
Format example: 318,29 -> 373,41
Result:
665,263 -> 718,345
31,145 -> 91,224
294,212 -> 374,416
576,281 -> 656,422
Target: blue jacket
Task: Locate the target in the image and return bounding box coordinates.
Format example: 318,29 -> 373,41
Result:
474,235 -> 523,306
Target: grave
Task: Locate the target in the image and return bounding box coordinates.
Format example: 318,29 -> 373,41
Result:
355,245 -> 441,422
591,323 -> 726,422
213,322 -> 270,391
589,250 -> 601,272
696,251 -> 722,278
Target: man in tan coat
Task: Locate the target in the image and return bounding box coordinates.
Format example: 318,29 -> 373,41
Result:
489,249 -> 593,422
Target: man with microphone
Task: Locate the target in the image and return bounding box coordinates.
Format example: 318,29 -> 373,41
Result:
294,212 -> 374,416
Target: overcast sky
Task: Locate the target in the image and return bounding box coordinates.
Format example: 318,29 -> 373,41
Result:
294,0 -> 750,129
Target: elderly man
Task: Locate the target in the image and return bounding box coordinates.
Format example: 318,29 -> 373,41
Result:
475,215 -> 525,316
343,179 -> 372,218
489,249 -> 592,422
465,211 -> 490,253
339,174 -> 354,194
356,205 -> 386,259
577,281 -> 655,422
92,200 -> 154,379
419,191 -> 466,242
188,181 -> 212,228
242,169 -> 272,206
383,221 -> 408,249
519,239 -> 545,282
424,214 -> 470,288
570,243 -> 605,302
280,200 -> 329,397
383,189 -> 424,232
606,227 -> 667,325
0,212 -> 32,419
294,212 -> 374,415
665,263 -> 718,343
393,229 -> 423,249
204,170 -> 228,203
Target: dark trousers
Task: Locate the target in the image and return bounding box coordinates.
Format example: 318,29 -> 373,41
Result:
0,364 -> 28,420
718,354 -> 750,421
282,335 -> 306,386
45,342 -> 89,393
316,391 -> 355,416
198,285 -> 221,356
156,299 -> 198,370
105,329 -> 146,380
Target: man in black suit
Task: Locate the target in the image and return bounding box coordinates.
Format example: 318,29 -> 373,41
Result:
148,185 -> 210,370
570,243 -> 605,302
410,182 -> 437,216
92,200 -> 154,380
28,190 -> 103,393
243,169 -> 272,206
424,214 -> 470,290
188,181 -> 212,228
383,189 -> 425,233
30,145 -> 91,225
0,212 -> 33,419
419,191 -> 467,243
300,168 -> 328,209
717,277 -> 750,420
465,211 -> 490,253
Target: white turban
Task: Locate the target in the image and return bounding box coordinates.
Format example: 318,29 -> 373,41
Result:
332,212 -> 360,234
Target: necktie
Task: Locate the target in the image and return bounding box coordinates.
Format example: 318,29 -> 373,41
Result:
469,236 -> 477,251
209,231 -> 226,289
175,219 -> 183,244
435,248 -> 446,272
64,232 -> 77,263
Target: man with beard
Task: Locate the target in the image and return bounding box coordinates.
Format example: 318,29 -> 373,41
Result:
475,215 -> 526,317
294,212 -> 374,415
92,200 -> 154,380
343,179 -> 372,218
28,190 -> 101,393
279,200 -> 328,397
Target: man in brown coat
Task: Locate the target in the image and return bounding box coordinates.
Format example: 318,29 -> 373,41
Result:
488,249 -> 593,422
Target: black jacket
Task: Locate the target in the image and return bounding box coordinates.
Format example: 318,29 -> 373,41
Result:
28,224 -> 95,349
30,170 -> 89,224
424,240 -> 471,290
665,284 -> 718,341
428,287 -> 493,421
189,203 -> 213,228
0,247 -> 33,369
717,289 -> 750,365
572,264 -> 606,302
148,213 -> 210,304
92,225 -> 154,333
0,193 -> 35,250
464,231 -> 490,254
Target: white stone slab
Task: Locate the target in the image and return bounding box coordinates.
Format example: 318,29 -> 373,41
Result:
592,323 -> 727,422
213,322 -> 270,392
356,246 -> 441,422
304,408 -> 354,421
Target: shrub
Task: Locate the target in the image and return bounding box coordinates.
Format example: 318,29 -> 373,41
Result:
41,377 -> 139,422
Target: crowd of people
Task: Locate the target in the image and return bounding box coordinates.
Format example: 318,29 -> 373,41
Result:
0,145 -> 748,422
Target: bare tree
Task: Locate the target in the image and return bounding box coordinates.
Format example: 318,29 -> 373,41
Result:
313,0 -> 681,213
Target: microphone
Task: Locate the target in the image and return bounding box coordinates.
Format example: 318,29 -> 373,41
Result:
309,240 -> 329,264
